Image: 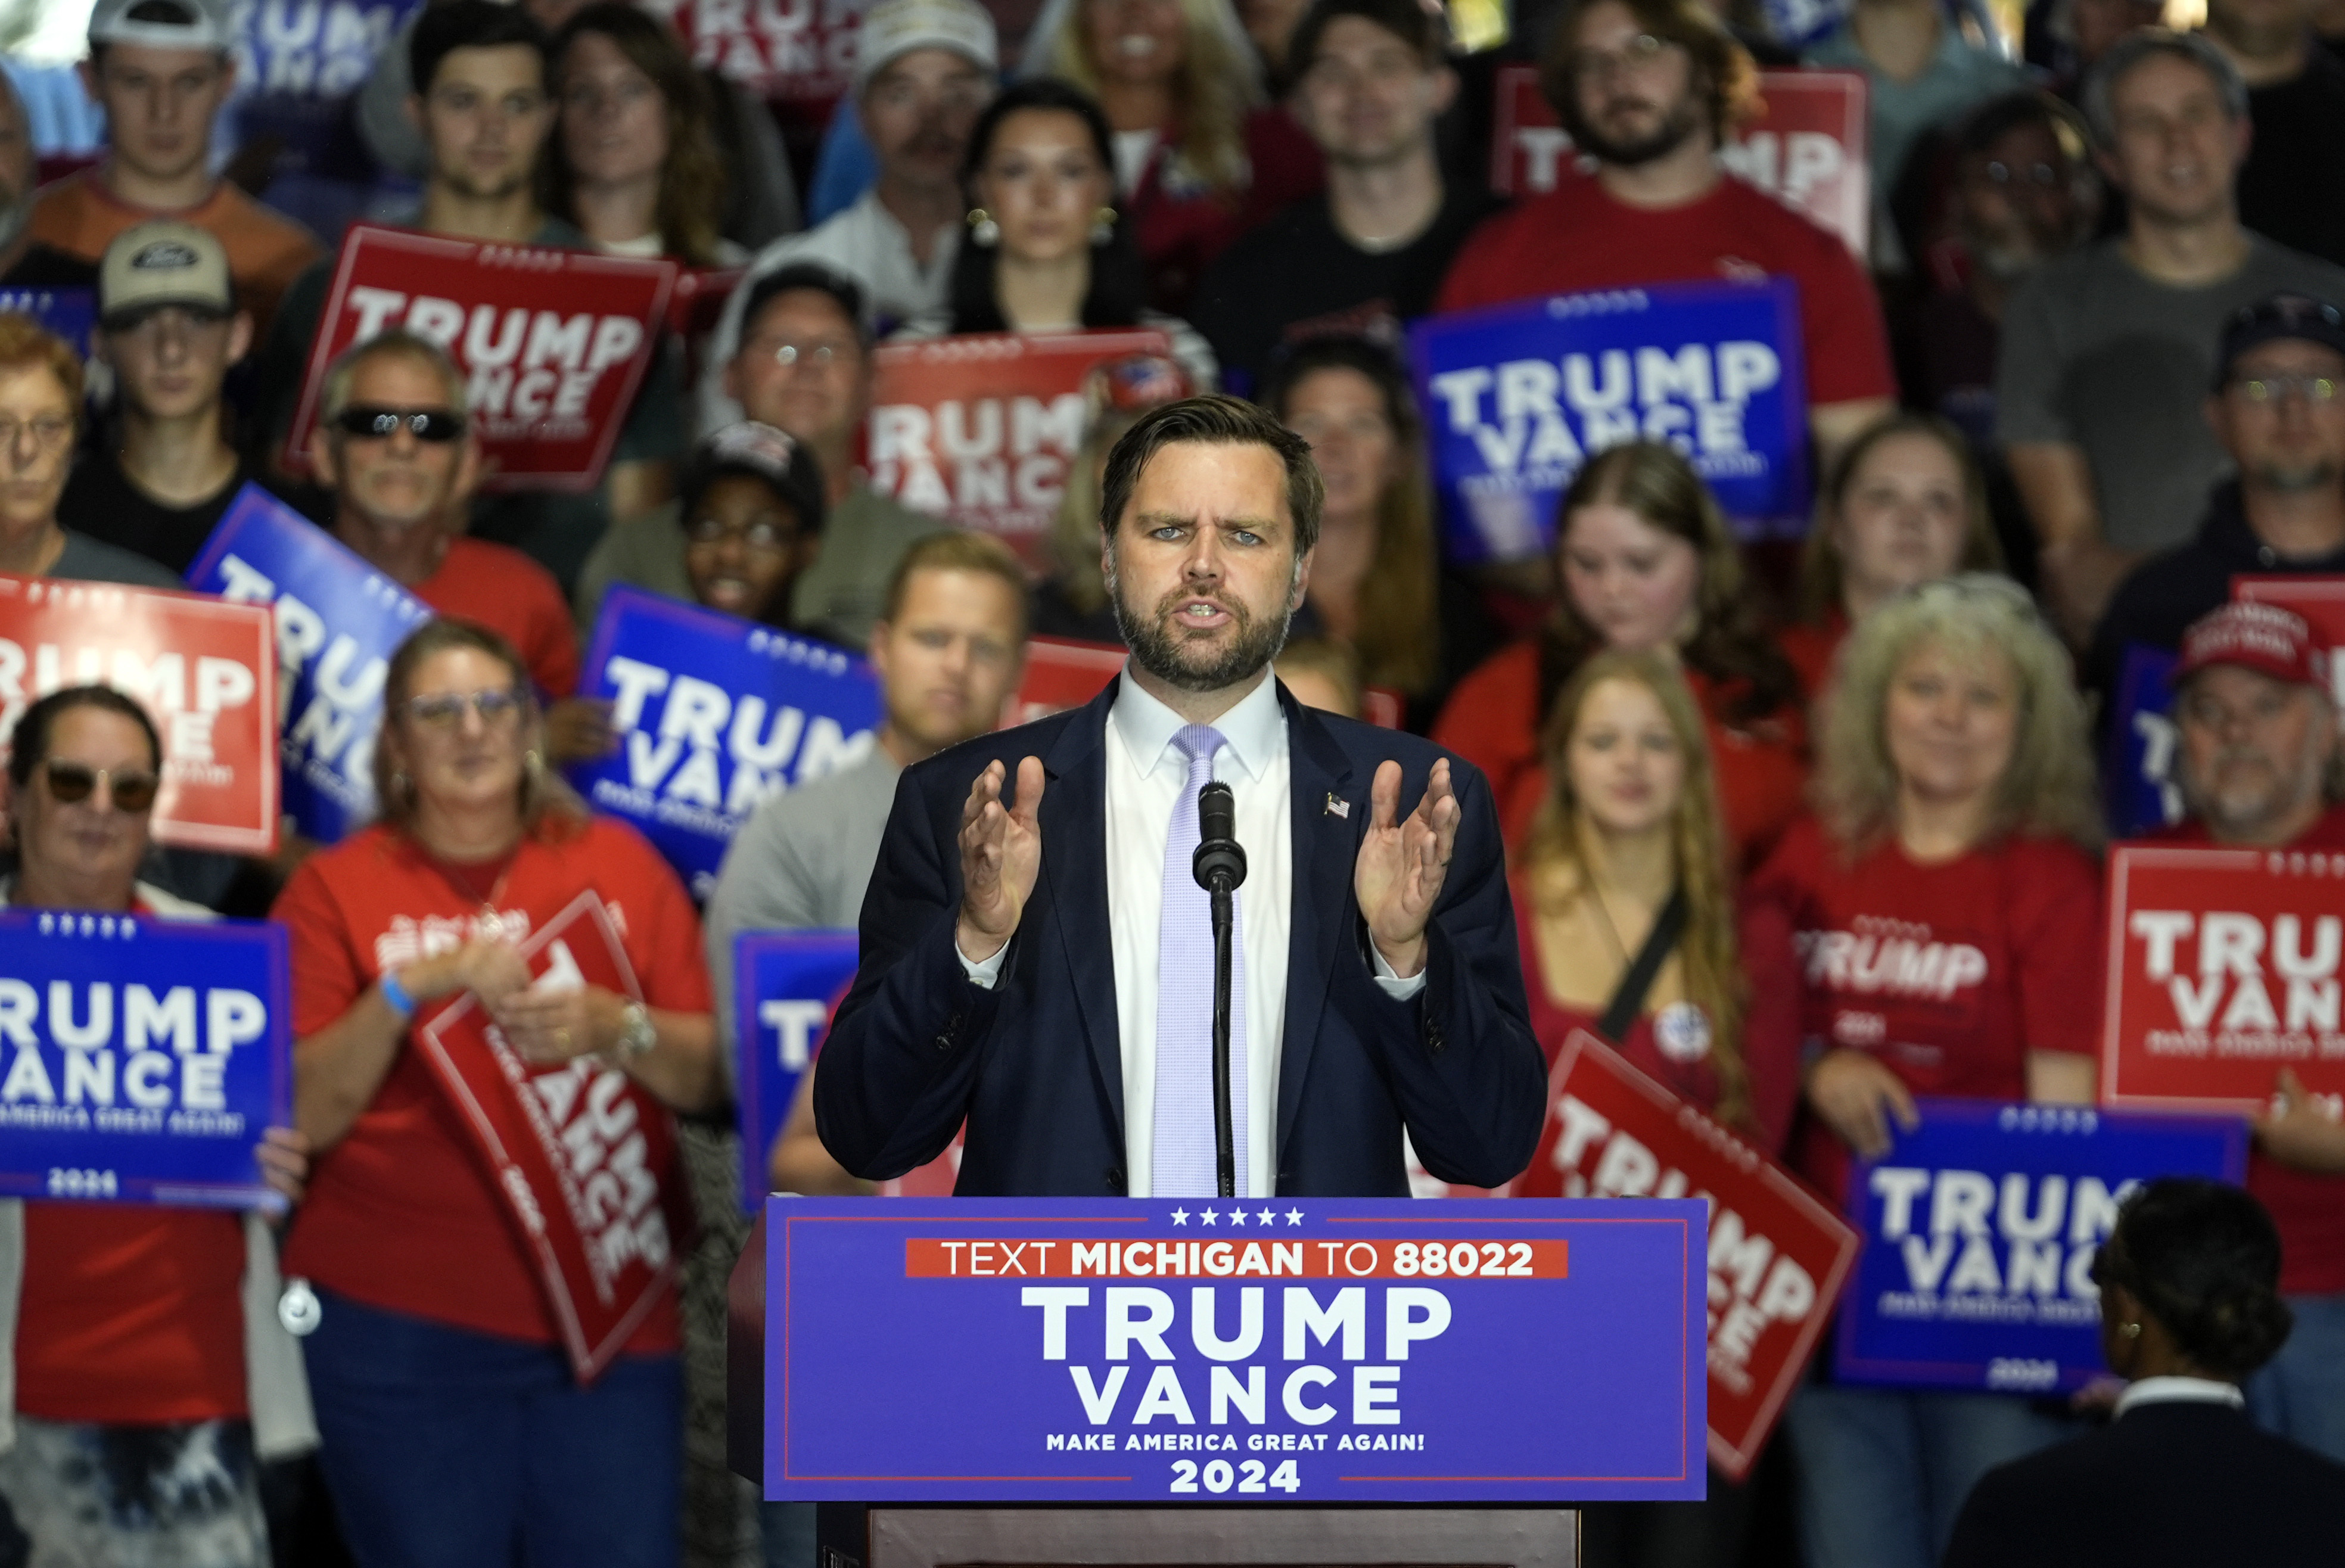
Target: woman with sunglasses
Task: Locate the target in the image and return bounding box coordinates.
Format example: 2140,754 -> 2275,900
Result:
0,686 -> 312,1563
272,620 -> 720,1567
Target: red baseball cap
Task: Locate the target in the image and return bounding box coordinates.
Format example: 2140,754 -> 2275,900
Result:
2172,601 -> 2330,689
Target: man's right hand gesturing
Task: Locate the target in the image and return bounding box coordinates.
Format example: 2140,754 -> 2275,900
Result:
957,757 -> 1046,964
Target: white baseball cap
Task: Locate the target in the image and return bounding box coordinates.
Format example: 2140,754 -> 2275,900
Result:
854,0 -> 998,92
89,0 -> 235,54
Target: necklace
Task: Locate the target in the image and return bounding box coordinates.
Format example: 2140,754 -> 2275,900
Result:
430,846 -> 520,938
1582,880 -> 1633,979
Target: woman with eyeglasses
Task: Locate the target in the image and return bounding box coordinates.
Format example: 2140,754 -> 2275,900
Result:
0,313 -> 179,590
896,79 -> 1220,391
271,620 -> 720,1566
0,686 -> 312,1564
1741,575 -> 2104,1568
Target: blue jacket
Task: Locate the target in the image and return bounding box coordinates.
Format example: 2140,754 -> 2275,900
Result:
814,679 -> 1547,1196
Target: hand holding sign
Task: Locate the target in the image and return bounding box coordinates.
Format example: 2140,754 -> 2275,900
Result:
1806,1048 -> 1921,1160
2251,1068 -> 2345,1173
957,756 -> 1045,965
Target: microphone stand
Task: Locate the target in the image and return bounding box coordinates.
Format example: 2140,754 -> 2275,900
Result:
1193,782 -> 1247,1200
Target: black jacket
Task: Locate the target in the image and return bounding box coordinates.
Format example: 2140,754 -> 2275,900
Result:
1942,1399 -> 2345,1568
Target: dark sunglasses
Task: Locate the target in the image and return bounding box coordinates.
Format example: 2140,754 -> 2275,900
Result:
43,760 -> 159,813
332,406 -> 466,443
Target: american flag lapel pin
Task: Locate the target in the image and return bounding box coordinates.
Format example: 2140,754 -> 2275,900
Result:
1324,792 -> 1349,819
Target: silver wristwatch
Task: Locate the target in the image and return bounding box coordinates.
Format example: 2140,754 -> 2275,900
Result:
615,1001 -> 657,1060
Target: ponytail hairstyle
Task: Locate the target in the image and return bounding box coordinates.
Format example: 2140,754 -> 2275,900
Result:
2094,1178 -> 2294,1381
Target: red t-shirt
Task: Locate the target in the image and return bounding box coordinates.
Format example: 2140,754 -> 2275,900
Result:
1747,816 -> 2104,1204
412,537 -> 581,699
1435,172 -> 1896,409
1432,638 -> 1809,870
2148,806 -> 2345,1295
1777,612 -> 1848,702
273,816 -> 710,1349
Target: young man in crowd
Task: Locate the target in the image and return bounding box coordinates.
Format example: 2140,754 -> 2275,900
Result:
1188,0 -> 1491,393
58,223 -> 249,572
256,0 -> 677,594
583,265 -> 943,647
1998,30 -> 2345,642
2152,601 -> 2345,1464
2087,291 -> 2345,699
0,76 -> 97,288
2205,0 -> 2345,269
698,0 -> 996,431
34,0 -> 319,337
1436,0 -> 1896,471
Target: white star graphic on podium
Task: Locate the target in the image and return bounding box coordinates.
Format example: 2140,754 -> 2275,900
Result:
1199,1208 -> 1218,1225
1285,1209 -> 1304,1226
1170,1209 -> 1189,1225
1227,1208 -> 1248,1225
1257,1208 -> 1276,1225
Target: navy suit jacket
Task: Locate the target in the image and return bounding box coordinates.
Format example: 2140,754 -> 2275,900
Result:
814,679 -> 1547,1196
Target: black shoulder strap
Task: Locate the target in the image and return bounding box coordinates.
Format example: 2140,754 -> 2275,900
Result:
1597,886 -> 1688,1044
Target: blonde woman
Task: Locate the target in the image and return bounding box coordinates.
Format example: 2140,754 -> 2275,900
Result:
1021,0 -> 1324,311
1744,574 -> 2101,1568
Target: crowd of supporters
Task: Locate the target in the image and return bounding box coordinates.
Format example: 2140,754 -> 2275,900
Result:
4,0 -> 2345,1563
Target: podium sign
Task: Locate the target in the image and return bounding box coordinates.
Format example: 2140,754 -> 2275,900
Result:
766,1196 -> 1706,1502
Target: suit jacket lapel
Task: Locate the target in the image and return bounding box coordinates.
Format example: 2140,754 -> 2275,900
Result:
1277,690 -> 1356,1161
1040,682 -> 1125,1135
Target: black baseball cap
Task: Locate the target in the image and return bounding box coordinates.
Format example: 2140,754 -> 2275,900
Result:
680,422 -> 828,537
2213,293 -> 2345,390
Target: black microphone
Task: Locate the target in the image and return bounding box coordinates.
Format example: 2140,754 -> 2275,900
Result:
1192,781 -> 1248,894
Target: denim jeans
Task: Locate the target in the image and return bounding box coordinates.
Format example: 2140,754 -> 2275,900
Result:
1786,1382 -> 2075,1568
2244,1293 -> 2345,1464
301,1289 -> 682,1568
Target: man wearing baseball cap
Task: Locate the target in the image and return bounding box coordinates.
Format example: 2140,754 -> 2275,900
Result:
33,0 -> 321,341
2089,291 -> 2345,704
2145,598 -> 2345,1463
699,0 -> 997,431
58,222 -> 251,573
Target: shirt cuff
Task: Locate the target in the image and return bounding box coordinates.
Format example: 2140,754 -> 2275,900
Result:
1370,944 -> 1427,1000
957,938 -> 1009,990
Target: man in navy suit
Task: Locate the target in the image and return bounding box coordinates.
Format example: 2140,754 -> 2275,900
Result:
815,395 -> 1544,1196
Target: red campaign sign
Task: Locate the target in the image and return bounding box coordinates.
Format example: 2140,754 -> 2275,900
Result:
416,891 -> 691,1382
282,225 -> 677,493
1520,1029 -> 1858,1481
866,329 -> 1175,574
1489,66 -> 1871,262
0,576 -> 276,855
2233,575 -> 2345,710
1003,636 -> 1404,729
2101,845 -> 2345,1113
645,0 -> 863,107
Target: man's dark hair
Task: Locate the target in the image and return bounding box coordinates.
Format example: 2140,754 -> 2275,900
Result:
737,263 -> 873,354
1540,0 -> 1756,151
1952,88 -> 2086,162
411,0 -> 550,97
8,686 -> 162,788
1098,396 -> 1324,557
1287,0 -> 1450,78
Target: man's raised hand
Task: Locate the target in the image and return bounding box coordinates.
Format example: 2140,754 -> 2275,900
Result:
1354,757 -> 1460,979
957,757 -> 1046,963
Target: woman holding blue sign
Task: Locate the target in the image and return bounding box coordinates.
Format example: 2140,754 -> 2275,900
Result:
0,685 -> 313,1565
273,620 -> 719,1568
1743,575 -> 2104,1568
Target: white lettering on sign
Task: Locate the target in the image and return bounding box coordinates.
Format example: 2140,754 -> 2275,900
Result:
2129,908 -> 2345,1042
761,998 -> 827,1071
339,291 -> 643,427
868,394 -> 1088,530
236,0 -> 404,97
0,977 -> 265,1117
1867,1163 -> 2126,1323
599,652 -> 874,819
0,631 -> 259,749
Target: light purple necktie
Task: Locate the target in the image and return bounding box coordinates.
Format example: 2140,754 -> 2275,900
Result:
1152,723 -> 1247,1198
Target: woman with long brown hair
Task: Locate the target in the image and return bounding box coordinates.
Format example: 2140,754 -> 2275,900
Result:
545,4 -> 736,266
1433,442 -> 1808,866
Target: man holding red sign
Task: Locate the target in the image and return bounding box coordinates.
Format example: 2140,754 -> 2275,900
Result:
2135,601 -> 2345,1462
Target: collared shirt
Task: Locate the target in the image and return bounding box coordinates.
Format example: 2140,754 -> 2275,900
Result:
2114,1374 -> 2247,1420
962,667 -> 1423,1196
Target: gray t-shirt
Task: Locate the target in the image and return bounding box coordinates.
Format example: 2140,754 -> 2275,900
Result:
52,530 -> 182,589
1995,235 -> 2345,553
702,743 -> 903,1065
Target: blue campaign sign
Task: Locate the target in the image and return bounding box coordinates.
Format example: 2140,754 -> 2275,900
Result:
733,930 -> 858,1211
2105,644 -> 2183,839
233,0 -> 420,98
767,1197 -> 1708,1502
186,483 -> 433,844
0,911 -> 291,1211
0,289 -> 95,359
1834,1099 -> 2246,1394
570,587 -> 882,901
1410,279 -> 1811,565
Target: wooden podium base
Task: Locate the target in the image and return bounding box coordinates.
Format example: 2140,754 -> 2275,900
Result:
816,1505 -> 1579,1568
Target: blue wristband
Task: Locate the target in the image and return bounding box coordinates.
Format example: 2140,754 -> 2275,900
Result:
380,968 -> 416,1019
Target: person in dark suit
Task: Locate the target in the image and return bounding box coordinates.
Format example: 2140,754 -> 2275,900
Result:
815,395 -> 1545,1196
1942,1177 -> 2345,1568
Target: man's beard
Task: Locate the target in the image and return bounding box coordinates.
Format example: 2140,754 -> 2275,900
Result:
1573,97 -> 1699,169
2183,742 -> 2328,839
2250,456 -> 2342,495
1107,556 -> 1296,693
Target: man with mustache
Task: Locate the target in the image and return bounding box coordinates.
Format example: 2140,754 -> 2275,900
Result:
1435,0 -> 1896,489
2088,291 -> 2345,703
817,394 -> 1544,1197
2141,600 -> 2345,1463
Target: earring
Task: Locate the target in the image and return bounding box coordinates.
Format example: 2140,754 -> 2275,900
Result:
1090,206 -> 1117,246
2120,1321 -> 2142,1338
525,749 -> 544,779
966,207 -> 999,247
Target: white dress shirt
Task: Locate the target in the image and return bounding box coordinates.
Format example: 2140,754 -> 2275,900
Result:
2113,1375 -> 2247,1419
960,668 -> 1426,1195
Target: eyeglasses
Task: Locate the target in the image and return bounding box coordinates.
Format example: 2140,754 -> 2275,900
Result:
43,761 -> 159,813
685,515 -> 797,551
744,335 -> 848,370
2231,374 -> 2341,404
403,689 -> 527,728
333,407 -> 466,443
0,415 -> 73,451
1569,32 -> 1675,83
1980,159 -> 2061,188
